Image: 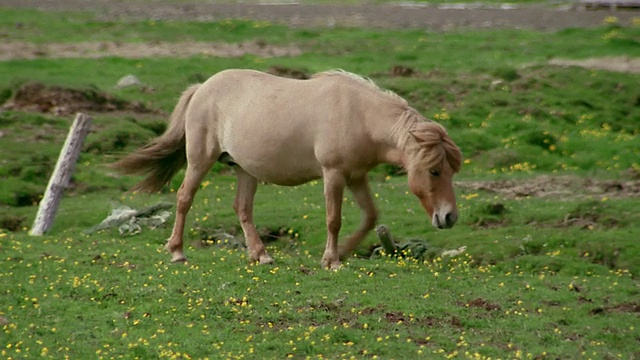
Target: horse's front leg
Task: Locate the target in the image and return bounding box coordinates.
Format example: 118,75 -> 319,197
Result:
339,176 -> 378,259
234,167 -> 273,264
321,168 -> 346,270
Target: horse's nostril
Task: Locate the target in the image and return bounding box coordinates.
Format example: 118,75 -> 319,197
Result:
445,212 -> 457,227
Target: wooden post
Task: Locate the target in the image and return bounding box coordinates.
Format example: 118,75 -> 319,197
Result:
30,113 -> 92,236
375,225 -> 398,255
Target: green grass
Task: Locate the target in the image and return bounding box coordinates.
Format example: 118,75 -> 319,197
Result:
1,7 -> 639,359
2,178 -> 640,359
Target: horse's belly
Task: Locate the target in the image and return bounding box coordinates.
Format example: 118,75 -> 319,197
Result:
227,139 -> 322,186
220,107 -> 329,185
239,159 -> 323,186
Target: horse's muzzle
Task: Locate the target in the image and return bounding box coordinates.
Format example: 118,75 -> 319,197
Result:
433,210 -> 458,229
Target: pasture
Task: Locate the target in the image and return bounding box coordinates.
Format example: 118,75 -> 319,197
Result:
1,3 -> 639,359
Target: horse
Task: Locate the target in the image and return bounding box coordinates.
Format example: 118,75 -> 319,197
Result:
112,69 -> 462,269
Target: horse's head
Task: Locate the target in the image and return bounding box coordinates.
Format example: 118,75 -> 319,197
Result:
405,121 -> 462,229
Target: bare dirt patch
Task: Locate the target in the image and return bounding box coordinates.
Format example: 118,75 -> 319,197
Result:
1,82 -> 153,115
458,175 -> 640,199
555,200 -> 620,229
3,1 -> 639,30
460,298 -> 501,311
590,302 -> 640,315
549,56 -> 640,73
0,215 -> 26,232
266,65 -> 311,79
0,41 -> 302,61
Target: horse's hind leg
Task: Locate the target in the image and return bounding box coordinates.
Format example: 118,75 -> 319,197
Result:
166,132 -> 217,262
234,167 -> 274,264
166,161 -> 212,262
339,176 -> 378,259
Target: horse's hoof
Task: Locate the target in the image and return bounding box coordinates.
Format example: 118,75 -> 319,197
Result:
259,254 -> 275,264
170,252 -> 187,263
165,242 -> 186,262
321,256 -> 341,270
251,251 -> 274,265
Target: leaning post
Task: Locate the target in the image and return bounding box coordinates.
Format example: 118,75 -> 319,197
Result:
30,113 -> 92,236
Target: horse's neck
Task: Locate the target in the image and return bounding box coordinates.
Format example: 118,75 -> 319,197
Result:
391,109 -> 420,149
377,109 -> 420,167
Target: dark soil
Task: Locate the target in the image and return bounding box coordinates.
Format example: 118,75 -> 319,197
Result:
461,297 -> 501,311
458,175 -> 640,199
267,65 -> 311,80
1,83 -> 153,115
3,1 -> 639,30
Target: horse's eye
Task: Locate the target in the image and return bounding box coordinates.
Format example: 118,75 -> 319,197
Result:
429,169 -> 440,177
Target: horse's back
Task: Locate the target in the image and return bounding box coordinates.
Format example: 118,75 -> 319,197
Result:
188,69 -> 401,185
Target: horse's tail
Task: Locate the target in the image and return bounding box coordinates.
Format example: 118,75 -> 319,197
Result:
111,84 -> 201,193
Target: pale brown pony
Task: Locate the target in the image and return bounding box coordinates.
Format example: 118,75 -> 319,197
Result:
113,69 -> 462,269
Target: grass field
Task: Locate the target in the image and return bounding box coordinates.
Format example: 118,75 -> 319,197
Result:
1,6 -> 639,359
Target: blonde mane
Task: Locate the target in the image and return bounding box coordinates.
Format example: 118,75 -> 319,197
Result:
312,70 -> 408,106
416,123 -> 463,173
393,110 -> 463,173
